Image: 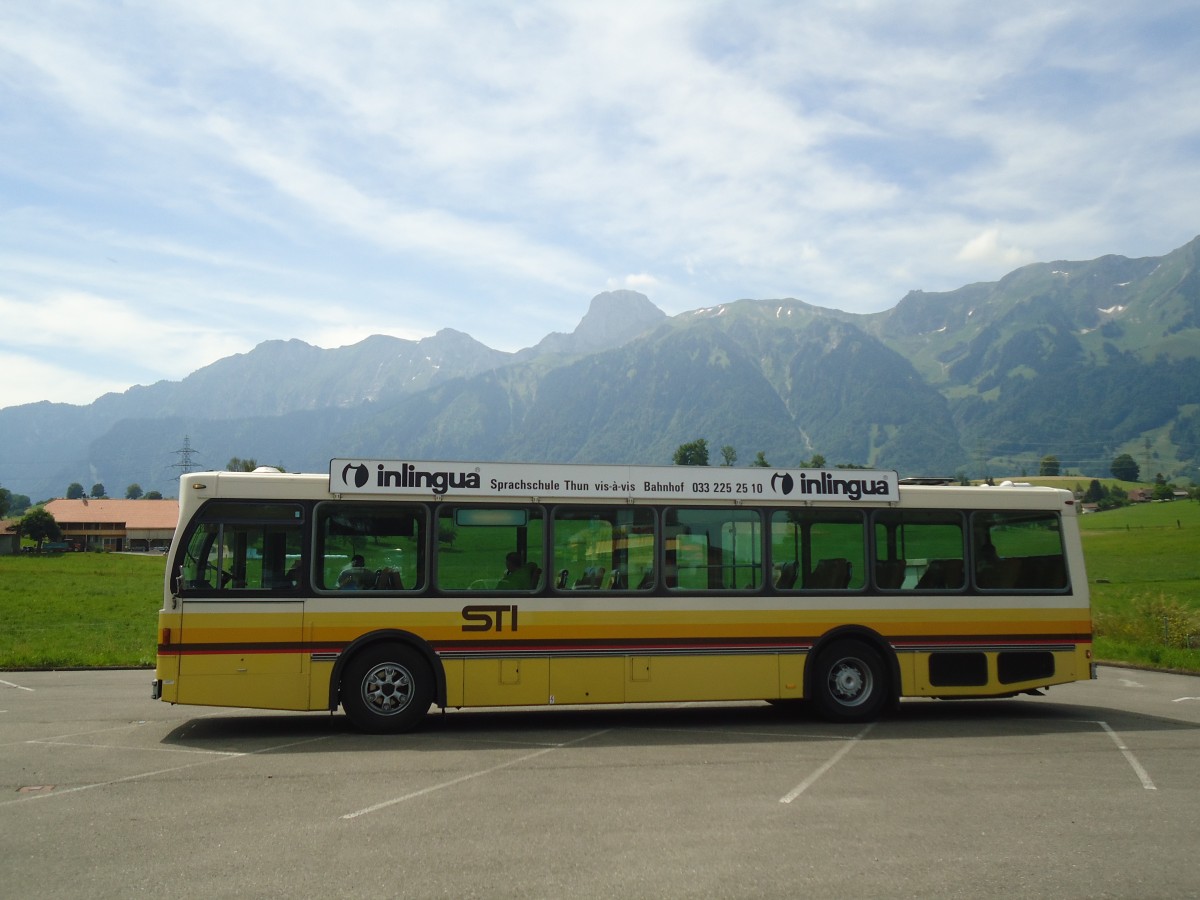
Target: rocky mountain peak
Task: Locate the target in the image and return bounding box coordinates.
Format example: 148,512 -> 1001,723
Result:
570,290 -> 667,351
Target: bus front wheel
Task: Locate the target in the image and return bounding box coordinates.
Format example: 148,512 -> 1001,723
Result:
341,645 -> 433,734
811,639 -> 889,722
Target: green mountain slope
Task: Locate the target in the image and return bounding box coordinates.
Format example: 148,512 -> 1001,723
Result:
2,237 -> 1197,501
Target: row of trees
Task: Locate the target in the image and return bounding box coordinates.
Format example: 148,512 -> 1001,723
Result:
671,439 -> 840,470
672,439 -> 774,468
64,482 -> 163,500
1037,452 -> 1154,483
1079,475 -> 1196,508
2,453 -> 277,551
52,456 -> 272,505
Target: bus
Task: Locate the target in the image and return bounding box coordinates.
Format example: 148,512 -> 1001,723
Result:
152,460 -> 1094,732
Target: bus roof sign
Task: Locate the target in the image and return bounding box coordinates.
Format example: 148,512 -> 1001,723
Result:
329,459 -> 900,503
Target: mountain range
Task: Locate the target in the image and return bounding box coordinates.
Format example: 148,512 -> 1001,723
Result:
3,239 -> 1199,502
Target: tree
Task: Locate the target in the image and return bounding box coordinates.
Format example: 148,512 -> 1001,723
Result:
1039,455 -> 1061,477
0,486 -> 10,519
66,482 -> 85,499
1110,454 -> 1140,482
125,483 -> 144,499
90,483 -> 106,498
144,490 -> 164,500
750,452 -> 771,468
673,439 -> 709,467
19,507 -> 62,551
808,454 -> 827,468
1152,474 -> 1174,501
227,457 -> 258,472
719,445 -> 737,467
1083,479 -> 1104,504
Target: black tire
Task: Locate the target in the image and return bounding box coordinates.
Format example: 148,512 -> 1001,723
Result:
341,644 -> 433,734
810,639 -> 889,723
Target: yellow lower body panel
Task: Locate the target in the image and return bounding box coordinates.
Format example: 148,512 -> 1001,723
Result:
445,653 -> 790,708
173,666 -> 311,710
625,654 -> 780,703
463,657 -> 550,706
550,657 -> 626,705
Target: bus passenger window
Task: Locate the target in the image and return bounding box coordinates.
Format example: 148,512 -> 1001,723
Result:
435,506 -> 544,592
770,509 -> 865,591
664,508 -> 762,592
972,511 -> 1067,591
552,507 -> 655,593
179,502 -> 305,594
314,503 -> 426,592
872,509 -> 964,592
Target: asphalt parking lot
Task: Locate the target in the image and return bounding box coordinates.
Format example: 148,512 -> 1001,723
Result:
3,665 -> 1199,899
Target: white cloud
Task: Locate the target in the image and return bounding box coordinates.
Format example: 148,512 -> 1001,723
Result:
0,0 -> 1197,409
0,349 -> 138,409
956,228 -> 1037,268
612,274 -> 661,291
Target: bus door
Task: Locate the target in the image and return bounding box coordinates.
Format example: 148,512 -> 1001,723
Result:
171,502 -> 309,710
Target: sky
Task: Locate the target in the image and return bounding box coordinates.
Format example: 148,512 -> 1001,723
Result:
2,1 -> 1199,409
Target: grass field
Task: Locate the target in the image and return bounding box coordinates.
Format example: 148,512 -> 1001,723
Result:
1079,498 -> 1200,671
1,496 -> 1198,671
0,552 -> 166,668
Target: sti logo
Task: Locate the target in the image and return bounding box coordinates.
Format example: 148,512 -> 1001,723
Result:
770,472 -> 795,495
340,462 -> 370,488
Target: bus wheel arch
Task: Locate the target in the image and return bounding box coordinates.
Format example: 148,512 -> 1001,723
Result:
331,630 -> 446,718
807,628 -> 897,722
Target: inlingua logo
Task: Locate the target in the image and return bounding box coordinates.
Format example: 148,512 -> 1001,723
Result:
770,472 -> 795,495
340,462 -> 370,488
339,461 -> 482,494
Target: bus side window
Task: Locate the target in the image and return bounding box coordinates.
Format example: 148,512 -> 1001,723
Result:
314,503 -> 425,592
770,509 -> 865,592
665,508 -> 762,592
872,509 -> 964,592
178,503 -> 304,595
972,511 -> 1067,591
551,506 -> 655,593
183,522 -> 221,590
435,506 -> 544,592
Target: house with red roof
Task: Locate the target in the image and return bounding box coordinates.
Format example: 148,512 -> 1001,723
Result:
41,498 -> 180,552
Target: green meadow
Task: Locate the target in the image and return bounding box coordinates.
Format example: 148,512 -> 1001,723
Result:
0,552 -> 166,668
1,496 -> 1197,671
1079,498 -> 1200,671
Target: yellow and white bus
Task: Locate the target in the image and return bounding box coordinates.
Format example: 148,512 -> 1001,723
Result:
153,460 -> 1094,732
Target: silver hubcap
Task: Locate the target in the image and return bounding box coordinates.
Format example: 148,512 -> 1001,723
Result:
361,662 -> 414,716
827,657 -> 872,707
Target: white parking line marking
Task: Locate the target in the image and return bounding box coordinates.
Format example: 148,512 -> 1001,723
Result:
27,739 -> 243,757
341,729 -> 611,820
1097,721 -> 1156,790
0,679 -> 34,691
1172,697 -> 1200,703
779,722 -> 875,803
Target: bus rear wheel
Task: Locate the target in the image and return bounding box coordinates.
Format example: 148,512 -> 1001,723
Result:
811,639 -> 889,723
341,645 -> 433,734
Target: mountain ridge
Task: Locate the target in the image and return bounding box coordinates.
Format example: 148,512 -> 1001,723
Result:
2,239 -> 1197,500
